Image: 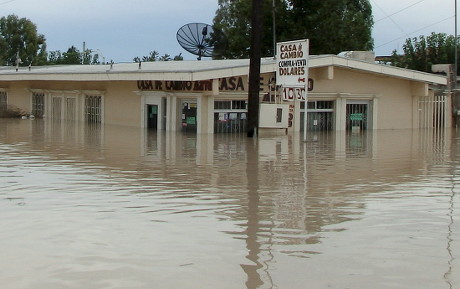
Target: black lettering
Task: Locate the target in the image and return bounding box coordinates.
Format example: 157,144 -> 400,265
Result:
155,81 -> 163,90
146,80 -> 153,90
194,81 -> 203,91
219,78 -> 228,90
228,77 -> 237,90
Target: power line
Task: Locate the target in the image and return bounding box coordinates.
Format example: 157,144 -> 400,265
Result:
0,0 -> 17,5
375,15 -> 455,50
374,0 -> 426,23
371,0 -> 410,38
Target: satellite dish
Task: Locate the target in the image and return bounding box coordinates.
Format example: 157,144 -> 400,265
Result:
177,23 -> 222,60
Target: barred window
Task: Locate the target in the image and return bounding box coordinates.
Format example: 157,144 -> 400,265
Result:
85,95 -> 102,123
214,99 -> 248,133
214,101 -> 231,110
232,100 -> 247,110
32,93 -> 45,117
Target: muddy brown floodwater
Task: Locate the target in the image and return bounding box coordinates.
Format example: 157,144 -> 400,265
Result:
0,118 -> 459,289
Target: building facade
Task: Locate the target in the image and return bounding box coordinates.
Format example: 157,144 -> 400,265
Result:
0,55 -> 448,134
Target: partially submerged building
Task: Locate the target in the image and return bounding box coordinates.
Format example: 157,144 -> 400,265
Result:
0,54 -> 448,134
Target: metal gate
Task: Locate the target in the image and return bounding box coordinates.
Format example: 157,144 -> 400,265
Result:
418,95 -> 447,128
214,100 -> 247,134
307,112 -> 334,131
52,97 -> 62,119
302,100 -> 334,132
346,101 -> 369,131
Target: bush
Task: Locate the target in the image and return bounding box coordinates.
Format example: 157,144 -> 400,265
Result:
0,105 -> 28,118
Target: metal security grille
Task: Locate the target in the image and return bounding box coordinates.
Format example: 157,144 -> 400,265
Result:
32,93 -> 45,117
346,103 -> 368,131
52,97 -> 62,119
66,98 -> 77,120
0,91 -> 7,116
85,95 -> 102,123
214,100 -> 247,133
418,95 -> 447,128
302,100 -> 334,132
307,112 -> 334,131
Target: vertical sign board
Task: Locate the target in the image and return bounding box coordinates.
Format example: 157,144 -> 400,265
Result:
276,39 -> 309,140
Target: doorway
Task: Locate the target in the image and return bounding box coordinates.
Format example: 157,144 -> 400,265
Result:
346,101 -> 370,131
181,100 -> 197,133
147,104 -> 158,130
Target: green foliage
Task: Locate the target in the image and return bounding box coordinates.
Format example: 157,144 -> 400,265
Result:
391,32 -> 458,74
213,0 -> 374,59
133,51 -> 183,62
47,46 -> 101,65
0,14 -> 47,66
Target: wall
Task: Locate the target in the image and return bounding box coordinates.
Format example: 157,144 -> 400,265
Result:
309,67 -> 423,130
104,81 -> 141,126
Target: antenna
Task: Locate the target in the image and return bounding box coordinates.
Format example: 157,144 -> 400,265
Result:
176,23 -> 225,60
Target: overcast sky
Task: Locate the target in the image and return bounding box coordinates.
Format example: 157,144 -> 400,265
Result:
0,0 -> 457,62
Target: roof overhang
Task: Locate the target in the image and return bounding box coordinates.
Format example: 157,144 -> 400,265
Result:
0,55 -> 447,86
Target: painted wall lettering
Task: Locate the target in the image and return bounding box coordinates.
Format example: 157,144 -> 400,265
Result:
219,77 -> 245,91
137,74 -> 308,94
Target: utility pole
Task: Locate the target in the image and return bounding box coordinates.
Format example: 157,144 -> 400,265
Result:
246,0 -> 264,137
455,0 -> 459,127
272,0 -> 276,57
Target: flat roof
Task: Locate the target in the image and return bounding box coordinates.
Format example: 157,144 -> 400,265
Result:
0,55 -> 447,85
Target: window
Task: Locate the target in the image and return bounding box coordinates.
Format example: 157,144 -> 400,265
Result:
214,101 -> 231,110
307,101 -> 334,110
32,92 -> 45,117
276,108 -> 283,123
317,101 -> 333,109
232,100 -> 247,110
214,99 -> 248,133
85,95 -> 102,123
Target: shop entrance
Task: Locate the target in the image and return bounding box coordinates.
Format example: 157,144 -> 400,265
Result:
346,101 -> 371,131
147,105 -> 158,130
181,100 -> 197,133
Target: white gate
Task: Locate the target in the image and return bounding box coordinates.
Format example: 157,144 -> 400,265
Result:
419,95 -> 447,128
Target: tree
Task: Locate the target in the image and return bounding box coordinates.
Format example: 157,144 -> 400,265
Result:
46,46 -> 102,65
391,32 -> 458,74
0,14 -> 47,66
133,51 -> 183,62
61,46 -> 81,64
213,0 -> 374,58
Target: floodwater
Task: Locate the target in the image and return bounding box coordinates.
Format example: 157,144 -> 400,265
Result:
0,119 -> 459,289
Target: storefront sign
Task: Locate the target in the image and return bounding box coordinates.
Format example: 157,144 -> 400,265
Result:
137,75 -> 274,93
276,39 -> 309,87
350,113 -> 364,121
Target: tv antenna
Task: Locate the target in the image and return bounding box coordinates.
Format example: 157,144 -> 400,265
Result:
177,23 -> 220,60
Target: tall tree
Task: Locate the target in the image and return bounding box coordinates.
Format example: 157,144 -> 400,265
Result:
391,32 -> 458,74
0,15 -> 47,66
213,0 -> 374,58
288,0 -> 374,54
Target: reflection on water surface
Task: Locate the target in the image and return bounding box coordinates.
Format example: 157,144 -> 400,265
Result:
0,119 -> 459,289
